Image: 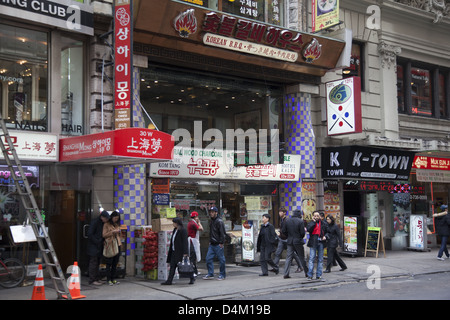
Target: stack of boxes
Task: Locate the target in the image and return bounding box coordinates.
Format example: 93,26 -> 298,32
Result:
158,230 -> 178,280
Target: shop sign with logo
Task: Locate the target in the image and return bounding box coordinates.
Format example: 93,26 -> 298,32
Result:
59,128 -> 174,163
326,77 -> 362,136
413,156 -> 450,183
149,147 -> 301,181
0,131 -> 58,162
0,0 -> 94,36
114,0 -> 133,129
322,146 -> 415,180
312,0 -> 340,32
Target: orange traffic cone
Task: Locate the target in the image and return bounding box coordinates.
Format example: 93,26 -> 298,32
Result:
62,262 -> 86,300
31,264 -> 47,300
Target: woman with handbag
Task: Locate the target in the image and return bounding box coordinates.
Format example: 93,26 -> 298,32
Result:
103,211 -> 121,286
162,217 -> 195,285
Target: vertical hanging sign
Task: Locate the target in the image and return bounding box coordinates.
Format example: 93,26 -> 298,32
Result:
114,0 -> 133,129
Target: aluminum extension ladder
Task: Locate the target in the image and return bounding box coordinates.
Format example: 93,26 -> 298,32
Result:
0,114 -> 71,299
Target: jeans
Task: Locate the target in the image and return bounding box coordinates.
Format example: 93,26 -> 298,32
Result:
438,236 -> 449,258
307,241 -> 324,278
205,244 -> 226,278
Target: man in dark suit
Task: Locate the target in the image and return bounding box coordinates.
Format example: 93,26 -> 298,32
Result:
257,214 -> 279,276
282,209 -> 308,278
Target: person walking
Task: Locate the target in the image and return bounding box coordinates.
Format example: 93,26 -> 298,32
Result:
102,211 -> 122,285
256,214 -> 279,276
433,204 -> 450,261
282,209 -> 308,278
87,210 -> 110,285
324,215 -> 347,273
187,211 -> 203,276
306,211 -> 327,280
162,218 -> 195,285
203,206 -> 227,281
273,208 -> 303,274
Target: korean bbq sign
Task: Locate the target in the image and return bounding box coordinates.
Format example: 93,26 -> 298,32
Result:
173,9 -> 322,64
59,129 -> 174,163
114,0 -> 133,129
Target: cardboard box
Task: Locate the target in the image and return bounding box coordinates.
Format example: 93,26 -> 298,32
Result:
151,218 -> 174,232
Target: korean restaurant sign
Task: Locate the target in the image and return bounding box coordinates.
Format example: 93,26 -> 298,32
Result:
114,0 -> 133,129
59,128 -> 174,163
149,147 -> 301,181
0,0 -> 93,36
133,0 -> 345,74
413,156 -> 450,183
0,131 -> 58,162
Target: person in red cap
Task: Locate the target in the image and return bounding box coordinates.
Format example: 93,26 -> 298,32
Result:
187,211 -> 203,276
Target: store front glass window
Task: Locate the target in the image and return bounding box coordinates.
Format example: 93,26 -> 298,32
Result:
0,24 -> 48,131
139,65 -> 284,150
61,37 -> 84,136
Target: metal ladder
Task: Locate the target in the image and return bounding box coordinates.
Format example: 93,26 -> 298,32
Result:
0,115 -> 71,299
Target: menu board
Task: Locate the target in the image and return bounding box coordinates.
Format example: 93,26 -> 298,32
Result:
365,227 -> 386,258
343,216 -> 358,253
242,220 -> 255,262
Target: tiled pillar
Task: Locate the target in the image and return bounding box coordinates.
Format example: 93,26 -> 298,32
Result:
114,67 -> 147,269
279,92 -> 316,213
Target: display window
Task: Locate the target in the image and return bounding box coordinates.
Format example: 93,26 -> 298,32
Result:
60,36 -> 85,136
0,24 -> 48,131
139,65 -> 284,149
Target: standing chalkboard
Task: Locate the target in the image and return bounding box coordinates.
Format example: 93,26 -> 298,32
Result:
364,227 -> 386,258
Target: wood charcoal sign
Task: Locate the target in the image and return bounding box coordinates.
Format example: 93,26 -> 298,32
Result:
322,146 -> 415,181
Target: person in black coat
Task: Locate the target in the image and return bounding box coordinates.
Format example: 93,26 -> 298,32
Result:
281,209 -> 308,278
324,215 -> 347,272
257,214 -> 279,276
306,211 -> 328,280
162,218 -> 195,285
433,205 -> 450,260
87,210 -> 110,285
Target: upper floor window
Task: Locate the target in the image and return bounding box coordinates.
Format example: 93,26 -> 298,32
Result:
343,42 -> 365,91
0,24 -> 48,131
177,0 -> 285,26
397,59 -> 449,120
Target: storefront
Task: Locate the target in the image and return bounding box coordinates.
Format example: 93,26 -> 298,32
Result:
0,0 -> 93,271
128,0 -> 346,265
411,154 -> 450,246
321,145 -> 418,254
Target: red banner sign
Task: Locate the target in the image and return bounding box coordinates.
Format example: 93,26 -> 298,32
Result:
60,129 -> 174,163
412,156 -> 450,171
114,0 -> 133,129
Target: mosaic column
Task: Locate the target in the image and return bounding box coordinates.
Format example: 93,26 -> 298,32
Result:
114,67 -> 148,262
279,92 -> 316,213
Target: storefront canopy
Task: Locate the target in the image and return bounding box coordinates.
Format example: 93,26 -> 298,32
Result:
59,128 -> 174,165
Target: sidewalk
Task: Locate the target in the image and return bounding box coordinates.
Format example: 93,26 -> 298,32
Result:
1,248 -> 448,300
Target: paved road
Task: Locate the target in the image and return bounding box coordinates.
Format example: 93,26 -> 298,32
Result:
233,271 -> 450,300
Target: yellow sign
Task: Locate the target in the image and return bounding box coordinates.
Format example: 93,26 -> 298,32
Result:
312,0 -> 340,32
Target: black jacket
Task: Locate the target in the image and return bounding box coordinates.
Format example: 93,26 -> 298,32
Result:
87,217 -> 104,257
282,211 -> 306,245
306,219 -> 327,248
167,227 -> 189,263
209,216 -> 226,245
326,223 -> 343,248
435,214 -> 450,237
257,223 -> 278,252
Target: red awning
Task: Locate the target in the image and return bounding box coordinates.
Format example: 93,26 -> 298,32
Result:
59,128 -> 174,165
